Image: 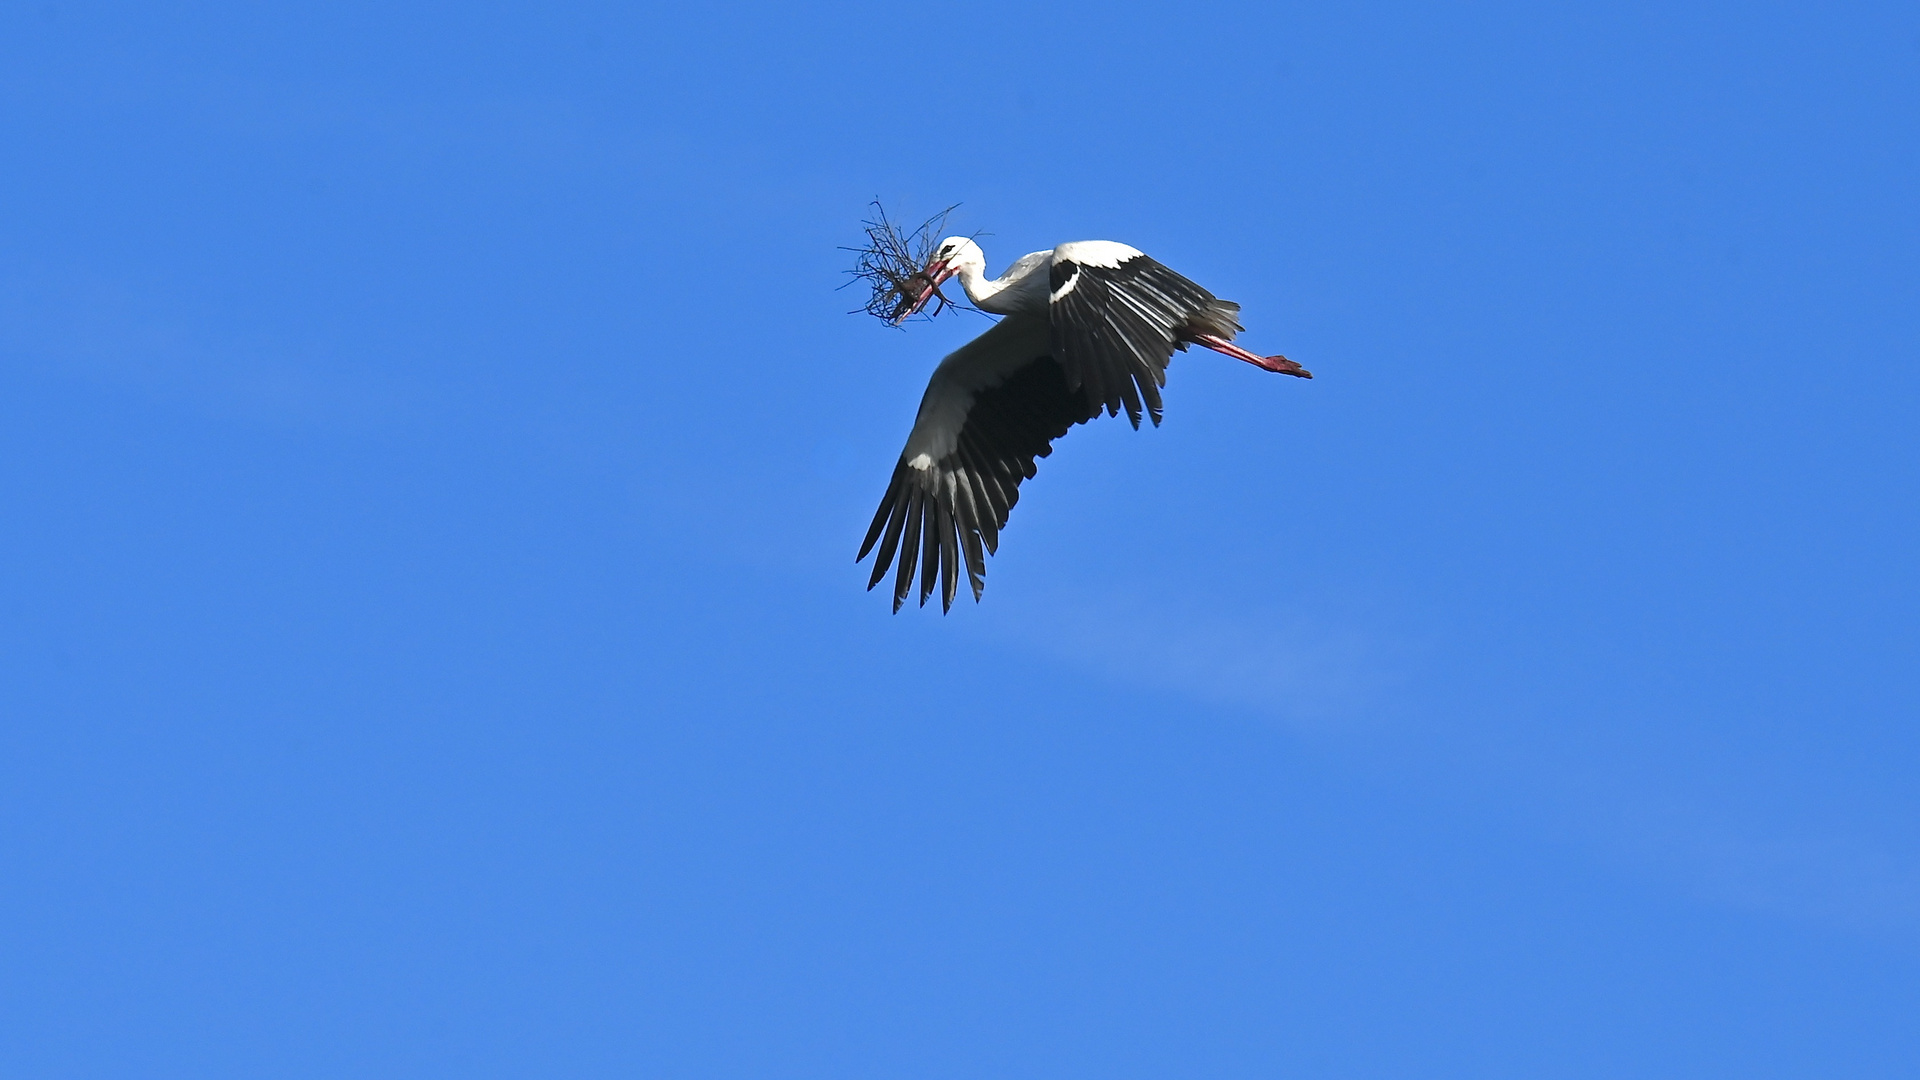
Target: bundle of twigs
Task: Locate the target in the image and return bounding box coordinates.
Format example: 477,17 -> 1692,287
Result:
843,200 -> 971,326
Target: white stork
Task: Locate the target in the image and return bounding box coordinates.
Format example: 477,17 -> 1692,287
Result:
859,238 -> 1310,612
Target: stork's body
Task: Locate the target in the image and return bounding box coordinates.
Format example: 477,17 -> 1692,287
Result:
859,238 -> 1309,612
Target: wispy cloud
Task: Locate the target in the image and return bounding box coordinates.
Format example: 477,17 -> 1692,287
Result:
1682,830 -> 1920,933
981,584 -> 1920,937
0,263 -> 411,429
1564,781 -> 1920,936
976,586 -> 1415,735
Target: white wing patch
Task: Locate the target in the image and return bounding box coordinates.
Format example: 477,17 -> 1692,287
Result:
1053,240 -> 1144,269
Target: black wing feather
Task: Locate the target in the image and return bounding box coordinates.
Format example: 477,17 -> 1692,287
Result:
859,354 -> 1095,613
1048,250 -> 1241,427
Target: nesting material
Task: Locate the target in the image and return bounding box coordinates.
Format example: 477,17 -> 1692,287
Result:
843,201 -> 970,325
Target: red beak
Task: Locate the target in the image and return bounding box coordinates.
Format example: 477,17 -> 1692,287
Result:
893,259 -> 955,323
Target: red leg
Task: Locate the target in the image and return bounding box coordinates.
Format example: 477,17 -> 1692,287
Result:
1186,333 -> 1312,378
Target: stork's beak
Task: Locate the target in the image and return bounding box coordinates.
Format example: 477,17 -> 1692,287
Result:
893,259 -> 954,322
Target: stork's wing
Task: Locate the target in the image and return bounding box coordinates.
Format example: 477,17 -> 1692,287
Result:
858,314 -> 1100,613
1047,241 -> 1244,428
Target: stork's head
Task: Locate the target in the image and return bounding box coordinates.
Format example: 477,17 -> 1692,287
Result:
896,236 -> 986,320
927,236 -> 986,280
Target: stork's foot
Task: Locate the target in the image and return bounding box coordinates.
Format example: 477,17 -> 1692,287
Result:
1186,333 -> 1313,379
1257,354 -> 1312,378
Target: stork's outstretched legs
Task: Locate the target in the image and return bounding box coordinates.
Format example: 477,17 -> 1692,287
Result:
1185,333 -> 1312,378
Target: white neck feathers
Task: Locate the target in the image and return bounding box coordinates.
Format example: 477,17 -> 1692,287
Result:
947,243 -> 1049,317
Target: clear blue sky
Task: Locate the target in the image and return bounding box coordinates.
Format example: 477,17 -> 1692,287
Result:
3,2 -> 1917,1076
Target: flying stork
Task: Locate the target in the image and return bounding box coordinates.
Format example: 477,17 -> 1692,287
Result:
859,237 -> 1310,612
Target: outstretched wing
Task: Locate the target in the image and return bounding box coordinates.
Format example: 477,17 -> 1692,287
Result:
858,314 -> 1100,613
1047,240 -> 1244,429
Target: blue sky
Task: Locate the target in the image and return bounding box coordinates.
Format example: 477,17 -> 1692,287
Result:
2,2 -> 1917,1076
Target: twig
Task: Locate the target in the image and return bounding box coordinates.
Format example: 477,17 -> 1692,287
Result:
839,200 -> 975,326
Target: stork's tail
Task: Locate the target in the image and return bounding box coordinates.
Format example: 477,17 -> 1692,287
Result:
1187,298 -> 1244,341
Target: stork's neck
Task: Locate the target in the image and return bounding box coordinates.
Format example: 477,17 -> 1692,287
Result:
953,251 -> 1049,317
953,262 -> 1006,307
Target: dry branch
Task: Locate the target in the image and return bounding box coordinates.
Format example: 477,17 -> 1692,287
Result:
841,200 -> 973,326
